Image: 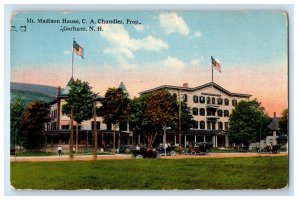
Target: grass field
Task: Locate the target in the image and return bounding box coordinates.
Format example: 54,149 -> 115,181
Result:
10,156 -> 288,190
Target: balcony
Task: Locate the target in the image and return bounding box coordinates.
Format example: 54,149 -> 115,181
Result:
206,116 -> 220,121
206,104 -> 220,109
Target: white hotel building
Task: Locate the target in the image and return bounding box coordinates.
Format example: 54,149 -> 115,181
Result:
140,82 -> 251,148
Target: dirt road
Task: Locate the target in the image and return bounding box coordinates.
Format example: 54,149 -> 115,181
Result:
10,152 -> 288,162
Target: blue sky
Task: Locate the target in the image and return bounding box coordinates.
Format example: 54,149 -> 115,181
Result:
10,11 -> 288,115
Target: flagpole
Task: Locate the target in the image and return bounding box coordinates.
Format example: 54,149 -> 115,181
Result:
211,56 -> 214,84
72,38 -> 75,78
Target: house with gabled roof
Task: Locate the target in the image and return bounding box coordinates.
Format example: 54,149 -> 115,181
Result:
44,78 -> 132,153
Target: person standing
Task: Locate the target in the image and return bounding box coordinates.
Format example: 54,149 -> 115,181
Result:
57,146 -> 62,156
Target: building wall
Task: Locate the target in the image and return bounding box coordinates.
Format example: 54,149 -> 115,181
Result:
48,98 -> 107,131
168,85 -> 249,131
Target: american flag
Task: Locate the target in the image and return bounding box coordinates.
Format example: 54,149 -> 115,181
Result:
73,41 -> 84,59
211,56 -> 221,72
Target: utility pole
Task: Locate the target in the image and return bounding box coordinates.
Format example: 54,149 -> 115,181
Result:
178,90 -> 182,154
69,104 -> 74,159
93,94 -> 97,160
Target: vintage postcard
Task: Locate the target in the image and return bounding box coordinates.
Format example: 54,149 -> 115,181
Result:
9,10 -> 288,191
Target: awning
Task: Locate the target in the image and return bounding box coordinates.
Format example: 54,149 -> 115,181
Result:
60,120 -> 78,126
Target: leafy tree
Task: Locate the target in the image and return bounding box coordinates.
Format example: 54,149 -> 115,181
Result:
129,94 -> 156,150
10,97 -> 25,149
144,90 -> 177,151
129,93 -> 194,150
64,79 -> 94,158
19,100 -> 50,150
278,108 -> 288,135
98,87 -> 130,154
228,99 -> 270,149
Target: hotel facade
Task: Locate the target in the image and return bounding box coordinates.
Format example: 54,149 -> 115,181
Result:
140,82 -> 251,148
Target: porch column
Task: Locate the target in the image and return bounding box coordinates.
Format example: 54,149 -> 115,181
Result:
225,135 -> 229,147
212,136 -> 215,147
194,135 -> 197,144
184,135 -> 187,147
44,135 -> 47,152
215,136 -> 218,147
138,134 -> 140,145
118,132 -> 121,151
86,132 -> 88,150
174,134 -> 176,145
203,135 -> 206,142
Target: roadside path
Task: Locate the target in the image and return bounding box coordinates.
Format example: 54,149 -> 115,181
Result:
10,152 -> 288,162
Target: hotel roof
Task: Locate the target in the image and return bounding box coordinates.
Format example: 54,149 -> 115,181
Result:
139,82 -> 252,98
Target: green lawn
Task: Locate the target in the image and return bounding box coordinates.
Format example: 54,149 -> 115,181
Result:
11,156 -> 288,190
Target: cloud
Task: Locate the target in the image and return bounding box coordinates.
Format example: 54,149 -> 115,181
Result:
159,56 -> 187,69
63,50 -> 71,54
193,32 -> 202,38
190,59 -> 202,66
99,24 -> 168,62
133,24 -> 145,32
159,12 -> 189,35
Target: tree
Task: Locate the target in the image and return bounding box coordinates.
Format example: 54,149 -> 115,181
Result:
228,99 -> 270,149
10,97 -> 25,149
170,101 -> 195,132
64,79 -> 94,158
19,100 -> 50,150
278,108 -> 288,135
129,90 -> 191,150
129,94 -> 155,150
144,90 -> 177,152
98,87 -> 130,154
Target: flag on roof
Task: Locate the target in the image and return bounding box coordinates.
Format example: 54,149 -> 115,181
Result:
73,41 -> 84,59
211,56 -> 221,73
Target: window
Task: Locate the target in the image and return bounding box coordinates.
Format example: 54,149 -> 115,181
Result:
192,108 -> 198,115
225,122 -> 229,130
217,109 -> 223,117
193,95 -> 198,103
207,108 -> 213,116
212,122 -> 216,130
199,96 -> 205,103
224,110 -> 229,117
232,99 -> 237,106
224,98 -> 229,106
62,125 -> 69,130
217,98 -> 223,105
183,94 -> 188,102
106,122 -> 112,130
200,108 -> 205,116
207,97 -> 210,104
218,122 -> 223,130
212,97 -> 215,104
200,121 -> 205,129
193,121 -> 199,129
53,122 -> 57,130
91,121 -> 101,130
207,121 -> 211,130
